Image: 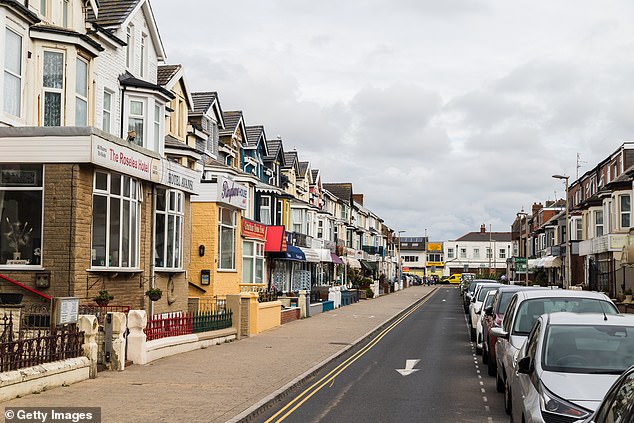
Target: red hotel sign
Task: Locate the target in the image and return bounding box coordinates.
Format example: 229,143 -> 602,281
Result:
242,219 -> 267,241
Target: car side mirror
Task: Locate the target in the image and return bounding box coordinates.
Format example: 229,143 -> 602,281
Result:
484,306 -> 494,317
517,356 -> 533,374
490,327 -> 508,340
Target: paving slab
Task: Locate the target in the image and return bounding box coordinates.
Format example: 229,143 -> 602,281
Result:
2,286 -> 437,423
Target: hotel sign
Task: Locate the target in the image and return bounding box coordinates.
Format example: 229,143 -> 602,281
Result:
217,176 -> 247,209
92,139 -> 159,182
242,219 -> 267,240
159,160 -> 198,194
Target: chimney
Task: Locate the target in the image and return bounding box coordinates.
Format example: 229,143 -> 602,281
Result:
480,224 -> 486,233
532,202 -> 543,216
352,194 -> 364,206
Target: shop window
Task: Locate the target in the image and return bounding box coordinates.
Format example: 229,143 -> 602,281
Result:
218,207 -> 236,270
0,164 -> 43,266
242,241 -> 264,284
4,28 -> 22,117
75,58 -> 88,126
43,50 -> 64,126
154,188 -> 183,269
91,171 -> 139,268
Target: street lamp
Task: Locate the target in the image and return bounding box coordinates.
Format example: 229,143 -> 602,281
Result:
552,174 -> 571,289
517,210 -> 529,286
397,230 -> 406,287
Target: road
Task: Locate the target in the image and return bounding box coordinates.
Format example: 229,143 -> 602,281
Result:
256,286 -> 508,423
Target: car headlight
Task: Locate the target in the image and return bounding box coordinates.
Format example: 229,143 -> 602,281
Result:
539,383 -> 591,421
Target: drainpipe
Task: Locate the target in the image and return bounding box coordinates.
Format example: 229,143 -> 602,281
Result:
68,164 -> 77,296
149,185 -> 155,317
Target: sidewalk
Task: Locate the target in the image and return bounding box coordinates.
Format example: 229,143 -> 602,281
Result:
3,286 -> 437,423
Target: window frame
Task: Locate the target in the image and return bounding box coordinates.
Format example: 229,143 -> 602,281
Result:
242,240 -> 264,284
126,25 -> 133,69
259,195 -> 271,225
102,89 -> 112,133
42,50 -> 65,127
127,97 -> 146,147
90,171 -> 140,269
218,207 -> 236,271
75,56 -> 88,126
3,27 -> 23,118
595,210 -> 604,237
154,187 -> 184,270
620,194 -> 630,230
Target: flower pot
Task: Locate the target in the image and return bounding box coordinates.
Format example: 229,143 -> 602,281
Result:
95,299 -> 110,307
12,252 -> 20,260
0,293 -> 23,304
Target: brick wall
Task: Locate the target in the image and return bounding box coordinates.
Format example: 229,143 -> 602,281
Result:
280,308 -> 300,325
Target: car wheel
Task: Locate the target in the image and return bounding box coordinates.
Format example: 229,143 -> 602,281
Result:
504,381 -> 512,415
496,369 -> 504,392
487,353 -> 496,376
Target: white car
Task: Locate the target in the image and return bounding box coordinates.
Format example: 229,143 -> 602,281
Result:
491,289 -> 618,414
509,312 -> 634,423
475,289 -> 497,355
469,282 -> 502,342
581,364 -> 634,423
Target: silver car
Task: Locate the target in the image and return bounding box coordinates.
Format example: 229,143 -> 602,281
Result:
469,282 -> 502,341
509,312 -> 634,423
491,289 -> 618,414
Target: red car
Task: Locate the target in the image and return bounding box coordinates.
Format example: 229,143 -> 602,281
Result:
481,285 -> 534,378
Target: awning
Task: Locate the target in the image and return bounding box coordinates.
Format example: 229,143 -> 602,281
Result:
299,247 -> 321,263
341,256 -> 361,269
360,260 -> 378,271
543,256 -> 562,268
271,245 -> 305,261
331,254 -> 344,265
264,226 -> 287,252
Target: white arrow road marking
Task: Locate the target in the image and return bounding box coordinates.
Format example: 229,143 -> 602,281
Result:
396,359 -> 421,376
442,299 -> 446,302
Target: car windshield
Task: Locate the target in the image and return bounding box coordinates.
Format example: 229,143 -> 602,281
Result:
477,286 -> 497,302
542,324 -> 634,373
512,298 -> 618,335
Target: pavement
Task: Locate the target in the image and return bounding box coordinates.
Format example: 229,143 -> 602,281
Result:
2,285 -> 438,423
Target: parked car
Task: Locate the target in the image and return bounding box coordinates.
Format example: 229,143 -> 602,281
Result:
463,279 -> 496,313
509,312 -> 634,423
475,289 -> 497,355
582,364 -> 634,423
469,282 -> 503,341
446,273 -> 462,284
460,273 -> 475,294
481,285 -> 538,377
491,289 -> 618,414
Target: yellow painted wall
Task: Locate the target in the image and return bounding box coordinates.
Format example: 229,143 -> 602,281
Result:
256,300 -> 282,333
190,202 -> 242,298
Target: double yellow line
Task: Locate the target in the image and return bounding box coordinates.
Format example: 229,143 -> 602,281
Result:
264,293 -> 433,422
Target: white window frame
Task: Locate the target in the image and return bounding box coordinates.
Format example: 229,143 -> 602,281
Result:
595,210 -> 604,237
260,195 -> 271,225
154,188 -> 184,270
75,57 -> 88,126
62,0 -> 70,27
126,25 -> 133,69
218,207 -> 236,271
3,28 -> 22,118
140,33 -> 147,77
42,50 -> 65,126
102,89 -> 112,133
486,247 -> 492,259
499,248 -> 506,259
473,248 -> 480,258
127,97 -> 146,147
460,248 -> 467,259
242,240 -> 264,284
620,194 -> 630,230
153,103 -> 161,152
90,171 -> 140,269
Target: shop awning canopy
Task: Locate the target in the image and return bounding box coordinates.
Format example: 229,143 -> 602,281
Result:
330,253 -> 344,265
299,247 -> 321,263
360,259 -> 378,271
528,256 -> 562,269
341,256 -> 361,269
271,245 -> 305,261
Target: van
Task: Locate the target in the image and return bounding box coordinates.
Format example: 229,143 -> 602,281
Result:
447,273 -> 461,284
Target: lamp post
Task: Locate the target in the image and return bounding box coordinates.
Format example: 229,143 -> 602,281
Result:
517,210 -> 529,286
552,174 -> 571,289
397,230 -> 405,288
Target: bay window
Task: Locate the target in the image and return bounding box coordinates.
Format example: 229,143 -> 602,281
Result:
0,164 -> 43,266
154,188 -> 183,269
4,28 -> 22,117
153,104 -> 161,152
595,210 -> 604,237
43,51 -> 64,126
128,98 -> 145,147
242,241 -> 264,284
218,207 -> 236,270
91,171 -> 139,268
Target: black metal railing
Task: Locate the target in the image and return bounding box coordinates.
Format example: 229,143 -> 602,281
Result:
258,289 -> 279,303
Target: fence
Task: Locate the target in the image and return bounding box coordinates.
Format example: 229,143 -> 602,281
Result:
145,309 -> 232,341
0,314 -> 83,372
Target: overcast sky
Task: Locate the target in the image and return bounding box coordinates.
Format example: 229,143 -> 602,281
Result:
152,1 -> 634,241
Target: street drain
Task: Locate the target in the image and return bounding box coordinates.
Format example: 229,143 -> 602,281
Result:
329,342 -> 352,345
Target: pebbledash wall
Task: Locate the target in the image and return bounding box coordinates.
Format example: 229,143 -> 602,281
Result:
0,127 -> 196,313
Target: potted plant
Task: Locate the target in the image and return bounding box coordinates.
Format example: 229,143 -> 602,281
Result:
4,217 -> 32,260
145,287 -> 162,301
93,289 -> 113,306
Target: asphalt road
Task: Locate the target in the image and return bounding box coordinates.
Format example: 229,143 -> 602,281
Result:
256,286 -> 509,423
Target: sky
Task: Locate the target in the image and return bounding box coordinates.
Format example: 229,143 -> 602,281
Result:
151,1 -> 634,241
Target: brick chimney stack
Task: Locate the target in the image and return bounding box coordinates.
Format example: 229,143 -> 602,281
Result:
480,224 -> 486,233
352,194 -> 364,206
532,202 -> 543,216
